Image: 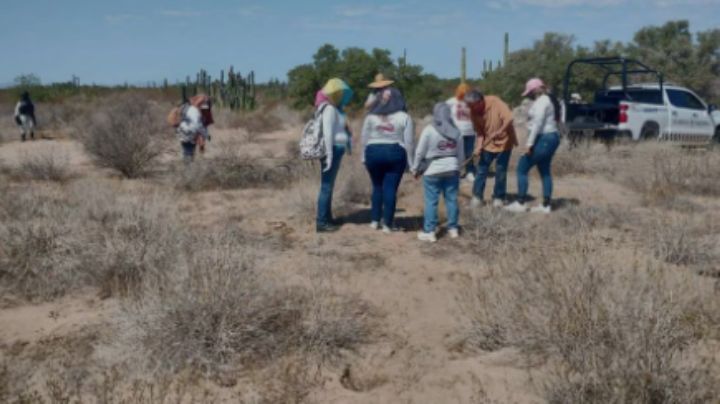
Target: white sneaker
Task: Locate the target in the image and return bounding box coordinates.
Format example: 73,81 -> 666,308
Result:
530,204 -> 552,214
382,225 -> 403,234
470,197 -> 483,209
465,173 -> 476,183
504,201 -> 528,213
448,228 -> 460,239
369,221 -> 380,230
417,232 -> 437,243
492,199 -> 505,208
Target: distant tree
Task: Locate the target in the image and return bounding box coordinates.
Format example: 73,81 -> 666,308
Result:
14,74 -> 42,88
287,45 -> 444,114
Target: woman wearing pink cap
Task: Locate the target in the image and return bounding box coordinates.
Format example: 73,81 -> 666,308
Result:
505,78 -> 560,214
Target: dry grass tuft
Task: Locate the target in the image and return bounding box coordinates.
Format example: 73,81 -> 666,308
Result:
174,150 -> 293,192
18,147 -> 72,182
461,237 -> 720,403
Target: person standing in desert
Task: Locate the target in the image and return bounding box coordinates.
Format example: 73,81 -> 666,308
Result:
446,83 -> 477,182
361,87 -> 414,233
364,73 -> 395,110
505,78 -> 560,214
315,78 -> 353,233
176,94 -> 213,162
411,102 -> 464,243
14,91 -> 37,142
464,89 -> 517,209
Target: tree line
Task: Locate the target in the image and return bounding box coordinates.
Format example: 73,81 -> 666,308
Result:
287,20 -> 720,112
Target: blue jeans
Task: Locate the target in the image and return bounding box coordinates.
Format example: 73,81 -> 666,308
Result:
365,144 -> 407,227
422,174 -> 460,233
517,132 -> 560,204
473,150 -> 511,200
317,145 -> 345,226
462,136 -> 476,176
181,142 -> 196,161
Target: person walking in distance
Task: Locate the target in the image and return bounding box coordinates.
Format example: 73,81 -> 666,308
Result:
14,91 -> 36,142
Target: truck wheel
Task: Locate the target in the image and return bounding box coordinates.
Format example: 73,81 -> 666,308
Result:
714,126 -> 720,143
640,122 -> 660,140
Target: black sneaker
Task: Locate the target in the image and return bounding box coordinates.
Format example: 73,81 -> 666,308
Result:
316,224 -> 340,233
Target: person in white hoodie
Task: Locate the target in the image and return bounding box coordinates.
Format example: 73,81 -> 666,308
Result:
506,78 -> 560,214
177,94 -> 213,162
411,102 -> 465,243
361,88 -> 414,232
315,79 -> 353,233
445,83 -> 476,181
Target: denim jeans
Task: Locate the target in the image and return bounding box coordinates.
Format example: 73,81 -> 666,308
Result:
181,142 -> 196,162
422,174 -> 460,233
473,150 -> 511,200
517,132 -> 560,204
365,144 -> 407,227
462,136 -> 476,176
317,145 -> 345,226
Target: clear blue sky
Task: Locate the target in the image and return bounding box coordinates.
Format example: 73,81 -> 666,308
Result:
1,0 -> 718,86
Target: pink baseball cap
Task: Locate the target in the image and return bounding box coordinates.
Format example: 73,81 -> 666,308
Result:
522,78 -> 546,97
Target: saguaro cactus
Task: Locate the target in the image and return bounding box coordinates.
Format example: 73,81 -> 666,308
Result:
183,67 -> 257,110
461,47 -> 467,83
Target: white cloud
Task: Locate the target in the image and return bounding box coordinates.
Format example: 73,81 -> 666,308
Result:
160,10 -> 206,18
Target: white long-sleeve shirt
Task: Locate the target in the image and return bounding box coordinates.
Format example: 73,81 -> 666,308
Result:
361,112 -> 415,167
526,94 -> 558,147
321,104 -> 350,171
446,97 -> 475,137
177,105 -> 209,144
411,125 -> 465,177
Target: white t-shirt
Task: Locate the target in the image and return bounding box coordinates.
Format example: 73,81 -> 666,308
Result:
446,97 -> 475,137
361,112 -> 415,167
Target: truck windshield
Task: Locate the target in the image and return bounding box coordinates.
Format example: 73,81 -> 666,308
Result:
596,89 -> 663,105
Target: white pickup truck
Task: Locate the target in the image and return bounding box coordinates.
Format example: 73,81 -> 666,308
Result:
563,57 -> 719,143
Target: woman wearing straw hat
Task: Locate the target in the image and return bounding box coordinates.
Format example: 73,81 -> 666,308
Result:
365,73 -> 395,110
505,78 -> 560,214
361,87 -> 414,233
315,78 -> 354,233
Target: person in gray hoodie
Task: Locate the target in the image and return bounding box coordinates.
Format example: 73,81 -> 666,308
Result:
411,103 -> 465,242
361,87 -> 414,233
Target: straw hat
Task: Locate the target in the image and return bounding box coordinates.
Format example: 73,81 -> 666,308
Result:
368,73 -> 395,89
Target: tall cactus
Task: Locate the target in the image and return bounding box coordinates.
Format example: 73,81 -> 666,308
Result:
461,47 -> 467,84
183,66 -> 257,110
504,32 -> 510,66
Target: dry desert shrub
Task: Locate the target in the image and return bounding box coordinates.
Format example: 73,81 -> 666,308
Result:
650,217 -> 719,273
0,184 -> 91,301
17,147 -> 72,182
461,238 -> 720,403
174,150 -> 293,192
624,149 -> 720,205
77,93 -> 168,178
115,231 -> 376,377
0,179 -> 184,301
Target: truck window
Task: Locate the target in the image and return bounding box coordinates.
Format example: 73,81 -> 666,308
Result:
601,89 -> 662,105
667,89 -> 706,110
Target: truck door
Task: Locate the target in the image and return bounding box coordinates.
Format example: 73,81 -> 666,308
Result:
666,89 -> 714,141
666,89 -> 695,141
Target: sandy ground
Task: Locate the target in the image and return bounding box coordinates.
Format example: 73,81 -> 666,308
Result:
1,119 -> 718,403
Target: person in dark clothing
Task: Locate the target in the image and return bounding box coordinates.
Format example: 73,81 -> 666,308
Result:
14,92 -> 36,141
